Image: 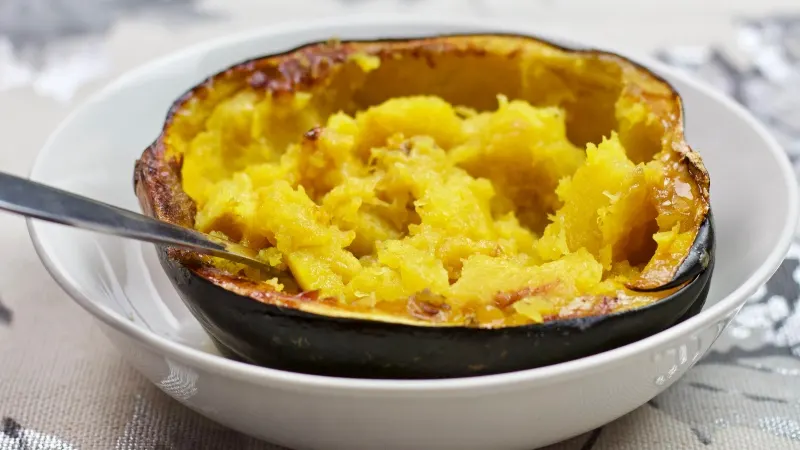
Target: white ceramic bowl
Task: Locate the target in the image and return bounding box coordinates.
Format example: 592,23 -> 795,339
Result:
28,16 -> 799,450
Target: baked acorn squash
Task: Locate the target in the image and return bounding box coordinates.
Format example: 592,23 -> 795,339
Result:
134,34 -> 714,379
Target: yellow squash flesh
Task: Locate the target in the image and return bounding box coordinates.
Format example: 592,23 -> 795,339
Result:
148,35 -> 710,328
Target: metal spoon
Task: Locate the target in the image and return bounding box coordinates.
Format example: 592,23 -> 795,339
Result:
0,171 -> 272,271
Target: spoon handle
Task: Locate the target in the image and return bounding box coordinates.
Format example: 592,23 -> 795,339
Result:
0,171 -> 226,254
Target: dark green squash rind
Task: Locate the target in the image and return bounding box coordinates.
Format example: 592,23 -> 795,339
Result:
628,213 -> 715,292
157,236 -> 713,378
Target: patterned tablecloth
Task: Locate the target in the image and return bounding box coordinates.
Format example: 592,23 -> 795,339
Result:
1,1 -> 800,448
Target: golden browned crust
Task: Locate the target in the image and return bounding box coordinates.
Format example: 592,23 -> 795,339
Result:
133,34 -> 711,324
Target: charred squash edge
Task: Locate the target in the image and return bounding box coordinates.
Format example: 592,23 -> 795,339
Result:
133,32 -> 713,328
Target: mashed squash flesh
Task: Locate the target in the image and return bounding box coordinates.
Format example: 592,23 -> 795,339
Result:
181,91 -> 702,327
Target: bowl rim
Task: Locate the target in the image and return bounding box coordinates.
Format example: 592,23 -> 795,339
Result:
27,14 -> 800,393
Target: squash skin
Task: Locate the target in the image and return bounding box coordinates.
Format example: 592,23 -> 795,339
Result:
134,33 -> 715,378
157,225 -> 712,379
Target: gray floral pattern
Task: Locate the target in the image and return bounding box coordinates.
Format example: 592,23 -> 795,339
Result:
659,15 -> 800,168
1,418 -> 77,450
0,0 -> 214,52
0,295 -> 11,325
646,243 -> 800,445
0,0 -> 216,101
2,3 -> 800,449
651,15 -> 800,446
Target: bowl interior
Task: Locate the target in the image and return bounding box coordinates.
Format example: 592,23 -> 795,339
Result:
29,20 -> 797,363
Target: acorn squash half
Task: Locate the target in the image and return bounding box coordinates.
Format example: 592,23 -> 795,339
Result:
134,34 -> 714,379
